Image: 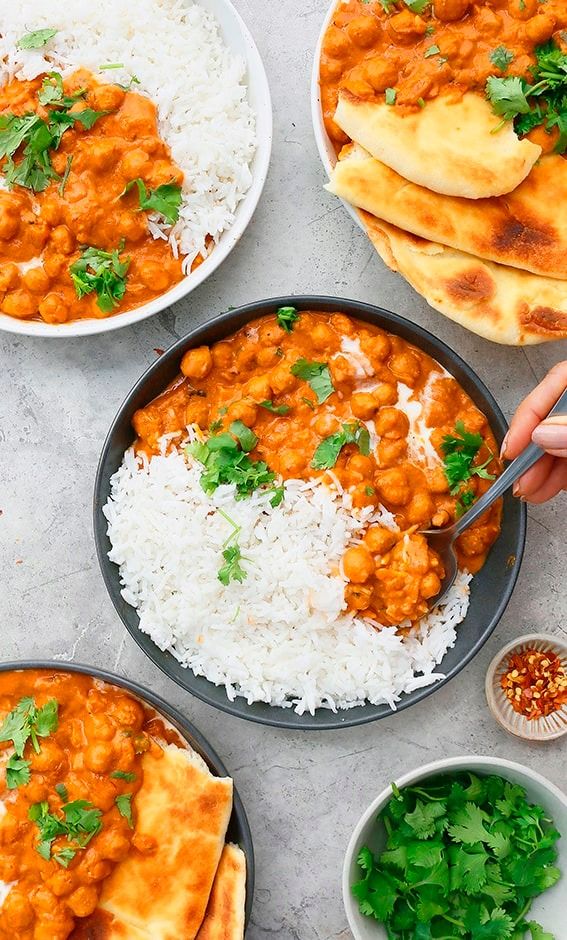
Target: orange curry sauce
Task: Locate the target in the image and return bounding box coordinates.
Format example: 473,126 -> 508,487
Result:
0,670 -> 181,940
0,70 -> 188,324
320,0 -> 567,150
132,311 -> 502,627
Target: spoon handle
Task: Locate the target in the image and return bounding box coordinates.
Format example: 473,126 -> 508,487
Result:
452,386 -> 567,537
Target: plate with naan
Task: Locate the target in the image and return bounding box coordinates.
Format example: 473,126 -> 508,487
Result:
312,0 -> 567,345
0,662 -> 253,940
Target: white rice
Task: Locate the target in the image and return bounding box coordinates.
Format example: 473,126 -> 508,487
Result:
104,444 -> 472,715
0,0 -> 256,268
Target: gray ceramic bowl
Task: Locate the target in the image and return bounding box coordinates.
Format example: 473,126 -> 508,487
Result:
93,296 -> 526,730
0,660 -> 254,925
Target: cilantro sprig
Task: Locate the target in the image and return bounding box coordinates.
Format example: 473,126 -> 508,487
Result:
218,544 -> 249,586
16,28 -> 58,50
441,421 -> 495,507
0,697 -> 58,790
486,41 -> 567,153
259,400 -> 290,415
353,772 -> 560,938
115,793 -> 134,827
311,422 -> 370,470
29,797 -> 103,866
187,424 -> 276,500
70,244 -> 131,314
490,46 -> 514,73
276,306 -> 300,333
122,178 -> 182,225
290,359 -> 335,404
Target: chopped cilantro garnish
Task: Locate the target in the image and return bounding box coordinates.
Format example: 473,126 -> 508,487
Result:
365,485 -> 375,497
111,770 -> 136,782
424,44 -> 441,58
0,697 -> 58,789
55,782 -> 69,801
275,306 -> 300,332
417,97 -> 426,108
187,431 -> 275,499
290,359 -> 335,404
69,244 -> 131,314
259,400 -> 290,415
269,485 -> 285,507
115,793 -> 134,827
378,0 -> 396,10
16,28 -> 58,49
58,155 -> 72,197
405,0 -> 429,10
456,488 -> 475,518
352,772 -> 560,937
441,421 -> 495,494
38,72 -> 86,109
122,178 -> 182,225
29,797 -> 102,864
218,544 -> 248,586
229,420 -> 257,453
385,87 -> 397,105
209,418 -> 223,432
301,396 -> 316,410
311,422 -> 370,470
6,755 -> 31,790
486,75 -> 531,121
490,46 -> 514,72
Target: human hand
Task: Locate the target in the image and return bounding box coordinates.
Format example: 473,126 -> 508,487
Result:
502,361 -> 567,503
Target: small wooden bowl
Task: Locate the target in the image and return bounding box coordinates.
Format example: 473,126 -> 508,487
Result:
486,633 -> 567,741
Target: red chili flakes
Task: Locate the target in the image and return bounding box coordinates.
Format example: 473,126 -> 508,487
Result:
501,648 -> 567,720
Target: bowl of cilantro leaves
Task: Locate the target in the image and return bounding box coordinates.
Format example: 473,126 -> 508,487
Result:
344,755 -> 566,940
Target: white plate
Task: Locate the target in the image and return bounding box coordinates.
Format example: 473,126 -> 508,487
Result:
0,0 -> 272,337
343,755 -> 567,940
310,0 -> 362,233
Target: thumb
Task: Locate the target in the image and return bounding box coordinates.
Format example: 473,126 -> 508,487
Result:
531,416 -> 567,457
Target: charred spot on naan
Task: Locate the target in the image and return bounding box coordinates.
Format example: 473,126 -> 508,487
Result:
444,268 -> 496,305
520,305 -> 567,336
492,217 -> 555,253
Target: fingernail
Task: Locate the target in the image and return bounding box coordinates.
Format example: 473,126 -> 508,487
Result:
500,432 -> 509,458
532,420 -> 567,450
513,481 -> 521,498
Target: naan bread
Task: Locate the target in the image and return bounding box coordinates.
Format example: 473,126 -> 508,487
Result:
327,145 -> 567,279
360,211 -> 567,346
71,910 -> 150,939
196,844 -> 246,940
334,90 -> 540,199
96,743 -> 233,940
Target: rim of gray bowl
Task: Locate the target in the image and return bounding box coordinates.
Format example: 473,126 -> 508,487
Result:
0,659 -> 254,925
93,294 -> 527,731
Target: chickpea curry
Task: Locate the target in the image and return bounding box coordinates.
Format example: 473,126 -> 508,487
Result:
320,0 -> 567,152
133,310 -> 502,628
0,669 -> 184,940
0,69 -> 189,324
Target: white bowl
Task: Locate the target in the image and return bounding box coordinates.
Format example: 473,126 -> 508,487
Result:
1,0 -> 272,338
343,755 -> 567,940
310,0 -> 361,233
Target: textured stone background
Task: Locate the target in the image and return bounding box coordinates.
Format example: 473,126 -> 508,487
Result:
1,2 -> 567,937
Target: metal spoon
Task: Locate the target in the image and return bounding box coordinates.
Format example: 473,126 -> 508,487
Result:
422,387 -> 567,608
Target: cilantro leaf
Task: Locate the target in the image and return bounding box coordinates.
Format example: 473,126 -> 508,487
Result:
55,783 -> 69,801
259,400 -> 290,415
54,846 -> 76,868
404,800 -> 446,839
311,421 -> 370,470
275,306 -> 300,332
357,846 -> 374,872
111,770 -> 136,782
448,803 -> 490,845
486,75 -> 531,120
527,922 -> 555,940
456,488 -> 475,518
385,87 -> 397,105
16,28 -> 58,49
269,485 -> 285,508
218,544 -> 248,586
290,359 -> 335,404
69,244 -> 131,314
425,44 -> 441,58
490,46 -> 514,72
6,755 -> 31,789
123,178 -> 182,225
188,431 -> 275,500
35,699 -> 59,738
229,420 -> 257,453
115,793 -> 133,827
442,421 -> 495,494
405,0 -> 429,11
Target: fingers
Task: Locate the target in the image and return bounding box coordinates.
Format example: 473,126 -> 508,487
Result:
503,360 -> 567,459
514,452 -> 555,499
531,415 -> 567,458
520,458 -> 567,504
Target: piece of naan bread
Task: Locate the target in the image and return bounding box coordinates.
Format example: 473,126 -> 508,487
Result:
334,90 -> 541,199
360,211 -> 567,346
91,743 -> 233,940
327,145 -> 567,280
196,843 -> 246,940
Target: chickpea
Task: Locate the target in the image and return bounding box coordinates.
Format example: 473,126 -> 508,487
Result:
84,741 -> 114,773
119,211 -> 147,243
50,225 -> 75,255
387,10 -> 427,39
406,490 -> 435,525
0,210 -> 19,240
46,869 -> 77,898
84,713 -> 116,741
433,0 -> 471,20
343,544 -> 374,583
25,778 -> 49,803
234,344 -> 258,371
79,849 -> 113,884
508,0 -> 537,19
364,56 -> 399,92
181,346 -> 213,380
375,407 -> 410,440
389,351 -> 421,386
314,412 -> 340,436
66,885 -> 99,918
185,398 -> 209,428
0,263 -> 20,292
132,832 -> 157,854
330,355 -> 355,386
428,466 -> 450,494
89,138 -> 118,171
432,509 -> 450,527
351,392 -> 379,420
310,321 -> 336,350
139,261 -> 171,292
90,83 -> 125,112
352,483 -> 376,509
377,438 -> 407,468
278,449 -> 305,476
30,886 -> 58,915
23,267 -> 50,294
347,15 -> 381,48
270,365 -> 297,395
420,571 -> 441,600
257,346 -> 280,367
330,313 -> 355,336
38,293 -> 69,324
0,854 -> 18,881
212,341 -> 233,368
30,738 -> 64,773
323,25 -> 351,59
28,219 -> 50,250
345,583 -> 373,611
364,525 -> 398,555
228,399 -> 258,427
247,374 -> 272,401
95,829 -> 131,862
347,453 -> 374,480
374,382 -> 398,406
375,467 -> 411,506
259,322 -> 284,345
63,178 -> 88,204
43,254 -> 66,278
2,890 -> 34,929
121,148 -> 150,178
1,289 -> 37,319
35,923 -> 75,940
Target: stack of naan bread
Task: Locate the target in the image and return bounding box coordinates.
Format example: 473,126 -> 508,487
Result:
72,744 -> 246,940
326,89 -> 567,345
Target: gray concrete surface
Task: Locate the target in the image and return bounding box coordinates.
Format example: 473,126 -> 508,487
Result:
1,2 -> 567,937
